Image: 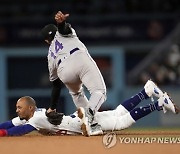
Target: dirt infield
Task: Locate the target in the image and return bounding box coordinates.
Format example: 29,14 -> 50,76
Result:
0,129 -> 180,154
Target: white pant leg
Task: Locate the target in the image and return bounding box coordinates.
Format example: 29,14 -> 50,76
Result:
68,86 -> 89,108
113,113 -> 135,131
79,52 -> 107,111
95,107 -> 135,131
95,111 -> 117,131
88,90 -> 106,111
57,52 -> 106,110
113,104 -> 129,116
57,53 -> 89,108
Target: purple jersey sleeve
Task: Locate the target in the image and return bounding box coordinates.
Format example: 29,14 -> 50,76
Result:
0,121 -> 14,129
7,124 -> 36,136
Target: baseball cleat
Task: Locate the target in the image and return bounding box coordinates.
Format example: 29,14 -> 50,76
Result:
77,107 -> 103,136
85,107 -> 95,124
90,123 -> 103,136
158,92 -> 180,114
77,107 -> 91,137
144,79 -> 163,101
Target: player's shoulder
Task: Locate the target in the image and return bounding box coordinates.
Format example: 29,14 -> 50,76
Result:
12,117 -> 27,126
33,108 -> 46,117
35,108 -> 46,113
28,108 -> 46,123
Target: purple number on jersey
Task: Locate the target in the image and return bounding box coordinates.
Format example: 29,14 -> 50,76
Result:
55,40 -> 63,53
51,51 -> 56,59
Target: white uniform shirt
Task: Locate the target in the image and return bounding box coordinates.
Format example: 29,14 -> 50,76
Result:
11,105 -> 135,135
12,108 -> 82,135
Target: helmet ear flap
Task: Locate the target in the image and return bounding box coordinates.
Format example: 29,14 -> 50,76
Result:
41,24 -> 58,42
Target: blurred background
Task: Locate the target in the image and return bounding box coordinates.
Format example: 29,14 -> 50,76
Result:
0,0 -> 180,128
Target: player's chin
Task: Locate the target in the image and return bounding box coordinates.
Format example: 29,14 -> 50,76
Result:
19,117 -> 26,120
18,114 -> 24,120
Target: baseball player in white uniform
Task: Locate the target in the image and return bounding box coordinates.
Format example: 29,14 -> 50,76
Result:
41,11 -> 106,126
0,80 -> 179,137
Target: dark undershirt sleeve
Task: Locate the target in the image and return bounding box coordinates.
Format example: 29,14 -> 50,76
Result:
57,21 -> 72,35
50,78 -> 64,110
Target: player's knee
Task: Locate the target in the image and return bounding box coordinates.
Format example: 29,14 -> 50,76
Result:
70,91 -> 84,97
69,87 -> 84,97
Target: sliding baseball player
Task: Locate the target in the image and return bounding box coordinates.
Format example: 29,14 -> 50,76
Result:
0,80 -> 179,137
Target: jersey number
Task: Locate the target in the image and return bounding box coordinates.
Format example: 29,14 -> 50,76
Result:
55,40 -> 63,53
50,40 -> 63,59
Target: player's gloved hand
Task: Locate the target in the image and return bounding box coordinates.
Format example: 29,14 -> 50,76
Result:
55,11 -> 69,23
45,110 -> 64,125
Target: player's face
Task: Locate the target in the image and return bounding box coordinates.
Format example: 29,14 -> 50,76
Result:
16,100 -> 32,120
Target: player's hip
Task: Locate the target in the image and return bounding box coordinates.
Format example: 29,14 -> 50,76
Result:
56,48 -> 88,67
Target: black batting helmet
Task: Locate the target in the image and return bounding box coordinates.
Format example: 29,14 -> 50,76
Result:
41,24 -> 58,42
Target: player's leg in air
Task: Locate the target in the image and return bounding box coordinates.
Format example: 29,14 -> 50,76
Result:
115,79 -> 164,116
114,92 -> 179,131
78,80 -> 179,136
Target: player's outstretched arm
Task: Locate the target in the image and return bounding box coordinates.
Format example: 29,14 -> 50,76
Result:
0,121 -> 14,129
0,124 -> 36,137
55,11 -> 72,35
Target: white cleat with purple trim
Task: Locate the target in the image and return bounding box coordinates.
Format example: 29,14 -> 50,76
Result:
158,92 -> 179,114
144,80 -> 163,101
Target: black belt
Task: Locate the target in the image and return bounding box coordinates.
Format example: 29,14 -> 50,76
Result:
57,47 -> 79,66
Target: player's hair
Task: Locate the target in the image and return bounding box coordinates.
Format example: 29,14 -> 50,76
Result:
18,96 -> 37,108
41,24 -> 58,42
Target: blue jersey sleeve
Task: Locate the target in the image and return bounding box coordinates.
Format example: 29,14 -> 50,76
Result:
7,124 -> 36,136
0,121 -> 14,129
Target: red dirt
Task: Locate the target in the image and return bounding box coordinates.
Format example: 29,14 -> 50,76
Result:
0,130 -> 180,154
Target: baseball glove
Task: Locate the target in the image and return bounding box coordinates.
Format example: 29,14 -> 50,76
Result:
46,111 -> 64,125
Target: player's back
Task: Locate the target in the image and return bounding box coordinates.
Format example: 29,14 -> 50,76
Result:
48,28 -> 87,61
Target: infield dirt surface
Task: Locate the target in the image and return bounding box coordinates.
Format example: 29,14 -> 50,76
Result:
0,129 -> 180,154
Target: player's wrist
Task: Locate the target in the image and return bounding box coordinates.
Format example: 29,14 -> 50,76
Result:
47,108 -> 56,113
